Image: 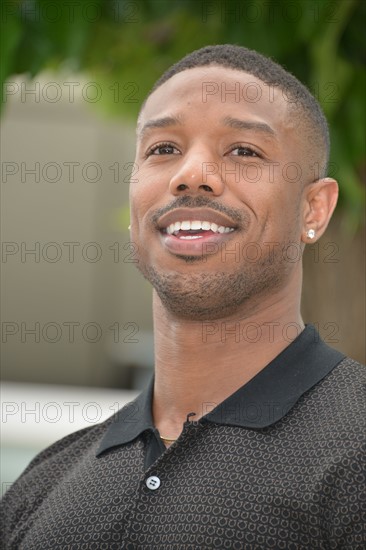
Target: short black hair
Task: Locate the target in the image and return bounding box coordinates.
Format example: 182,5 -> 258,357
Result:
145,44 -> 330,178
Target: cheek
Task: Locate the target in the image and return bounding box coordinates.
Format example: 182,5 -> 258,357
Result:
130,165 -> 175,220
130,175 -> 155,215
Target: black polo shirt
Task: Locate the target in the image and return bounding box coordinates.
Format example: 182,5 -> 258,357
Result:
1,325 -> 365,549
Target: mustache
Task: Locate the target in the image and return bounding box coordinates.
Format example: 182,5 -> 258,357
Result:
151,195 -> 250,228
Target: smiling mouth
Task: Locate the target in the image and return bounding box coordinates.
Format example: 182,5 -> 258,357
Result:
157,207 -> 239,240
156,207 -> 240,255
163,220 -> 235,239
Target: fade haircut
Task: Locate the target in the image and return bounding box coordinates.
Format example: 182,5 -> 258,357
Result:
143,44 -> 330,179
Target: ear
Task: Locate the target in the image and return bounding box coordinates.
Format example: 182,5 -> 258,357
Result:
301,178 -> 339,243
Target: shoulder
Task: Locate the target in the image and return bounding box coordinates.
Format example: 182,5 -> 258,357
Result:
332,355 -> 365,374
1,413 -> 117,501
0,414 -> 119,545
306,355 -> 365,415
297,355 -> 365,448
25,417 -> 113,471
318,355 -> 365,402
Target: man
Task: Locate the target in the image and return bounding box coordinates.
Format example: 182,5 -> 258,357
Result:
1,44 -> 365,549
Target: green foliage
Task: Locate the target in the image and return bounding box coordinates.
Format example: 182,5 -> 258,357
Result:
1,0 -> 365,226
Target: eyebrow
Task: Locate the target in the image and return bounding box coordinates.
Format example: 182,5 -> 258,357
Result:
223,116 -> 276,137
137,114 -> 277,140
138,116 -> 183,138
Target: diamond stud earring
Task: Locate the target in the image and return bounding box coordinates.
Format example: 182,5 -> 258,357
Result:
306,229 -> 315,239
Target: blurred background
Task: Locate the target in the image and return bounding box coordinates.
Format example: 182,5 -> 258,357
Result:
1,0 -> 365,485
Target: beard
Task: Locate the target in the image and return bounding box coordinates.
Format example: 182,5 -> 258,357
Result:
133,195 -> 300,320
136,243 -> 294,321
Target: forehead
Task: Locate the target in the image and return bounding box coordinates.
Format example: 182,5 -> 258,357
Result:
138,65 -> 292,134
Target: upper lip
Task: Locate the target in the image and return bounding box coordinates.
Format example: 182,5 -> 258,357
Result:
157,208 -> 238,230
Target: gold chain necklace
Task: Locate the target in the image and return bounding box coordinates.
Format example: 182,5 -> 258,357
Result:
160,435 -> 176,442
159,413 -> 196,444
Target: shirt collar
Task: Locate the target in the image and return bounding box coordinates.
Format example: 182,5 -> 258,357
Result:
96,325 -> 345,456
97,375 -> 155,456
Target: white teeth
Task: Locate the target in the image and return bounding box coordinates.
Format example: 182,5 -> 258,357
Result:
190,220 -> 202,230
164,220 -> 235,235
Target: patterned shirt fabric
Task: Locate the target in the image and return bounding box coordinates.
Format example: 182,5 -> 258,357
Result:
1,325 -> 365,549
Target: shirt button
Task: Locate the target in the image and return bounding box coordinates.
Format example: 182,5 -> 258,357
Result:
146,476 -> 161,490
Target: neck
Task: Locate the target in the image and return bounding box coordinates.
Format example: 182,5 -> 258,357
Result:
152,279 -> 304,440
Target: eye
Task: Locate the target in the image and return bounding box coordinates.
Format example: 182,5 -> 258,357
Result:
228,145 -> 261,158
146,142 -> 180,156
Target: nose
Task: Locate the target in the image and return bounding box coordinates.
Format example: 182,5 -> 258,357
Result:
169,149 -> 225,196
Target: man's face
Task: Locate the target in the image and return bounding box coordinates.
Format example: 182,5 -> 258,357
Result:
130,66 -> 308,320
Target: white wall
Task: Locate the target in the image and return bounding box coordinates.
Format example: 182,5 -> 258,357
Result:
1,74 -> 154,387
